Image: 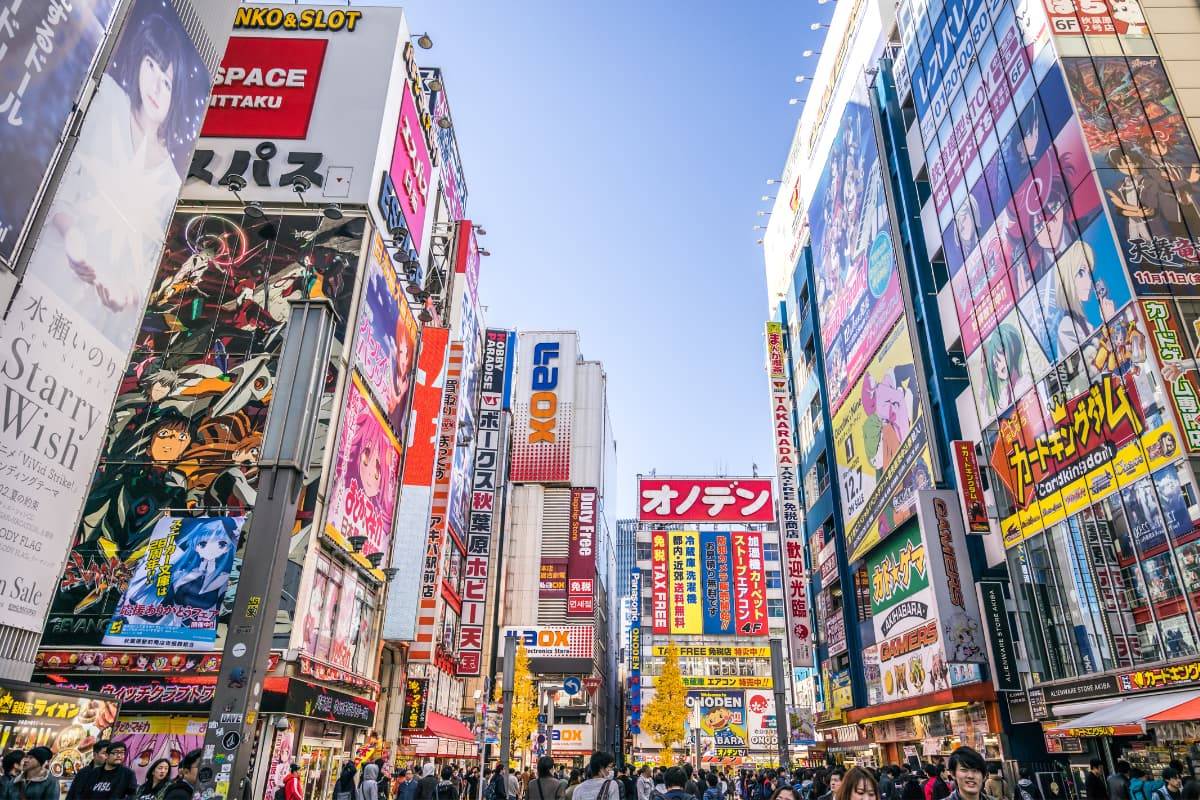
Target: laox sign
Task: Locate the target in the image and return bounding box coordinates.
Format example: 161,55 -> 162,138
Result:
511,629 -> 570,647
529,341 -> 561,443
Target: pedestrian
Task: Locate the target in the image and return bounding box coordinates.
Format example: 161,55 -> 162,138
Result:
68,743 -> 109,800
397,770 -> 417,800
637,767 -> 654,800
900,772 -> 924,800
336,765 -> 360,800
2,751 -> 25,800
162,751 -> 202,800
985,766 -> 1009,800
660,769 -> 692,800
376,761 -> 392,800
1110,763 -> 1131,800
834,769 -> 877,800
1086,761 -> 1110,800
924,767 -> 949,800
83,741 -> 137,800
879,769 -> 895,800
435,767 -> 460,800
820,771 -> 844,800
945,748 -> 985,800
704,776 -> 724,800
418,766 -> 439,800
569,753 -> 620,800
134,760 -> 172,800
566,770 -> 584,800
528,758 -> 566,800
769,787 -> 799,800
1152,771 -> 1183,800
359,763 -> 381,800
1016,770 -> 1040,800
14,748 -> 57,800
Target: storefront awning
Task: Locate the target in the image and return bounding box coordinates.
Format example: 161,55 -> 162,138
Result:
1045,689 -> 1200,736
421,711 -> 476,743
1146,693 -> 1200,722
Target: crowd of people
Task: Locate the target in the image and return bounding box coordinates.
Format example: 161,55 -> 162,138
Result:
1082,757 -> 1200,800
0,742 -> 204,800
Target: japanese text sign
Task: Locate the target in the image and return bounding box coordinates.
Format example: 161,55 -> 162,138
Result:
401,678 -> 428,729
731,531 -> 768,637
567,487 -> 597,616
638,478 -> 775,523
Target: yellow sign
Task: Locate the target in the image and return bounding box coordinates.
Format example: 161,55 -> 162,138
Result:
653,646 -> 771,658
681,676 -> 772,689
234,7 -> 363,32
667,531 -> 703,634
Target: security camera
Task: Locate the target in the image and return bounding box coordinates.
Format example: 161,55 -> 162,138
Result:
291,174 -> 313,193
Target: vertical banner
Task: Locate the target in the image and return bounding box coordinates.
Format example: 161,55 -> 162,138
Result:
766,321 -> 812,661
732,531 -> 768,637
668,530 -> 702,634
567,487 -> 598,616
651,531 -> 669,634
510,332 -> 576,483
629,566 -> 642,735
977,580 -> 1022,692
401,678 -> 429,729
457,329 -> 511,675
1140,300 -> 1200,453
701,532 -> 735,635
951,441 -> 990,533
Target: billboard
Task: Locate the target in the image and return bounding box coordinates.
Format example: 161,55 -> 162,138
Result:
102,516 -> 245,650
667,530 -> 702,634
500,626 -> 594,660
325,374 -> 401,573
1140,299 -> 1200,453
638,478 -> 776,523
0,0 -> 120,267
952,441 -> 990,533
0,0 -> 215,635
401,677 -> 428,730
745,691 -> 778,750
687,690 -> 747,750
39,212 -> 360,647
1042,0 -> 1149,36
510,332 -> 576,483
354,232 -> 419,438
568,487 -> 598,616
867,527 -> 932,643
539,559 -> 568,599
629,567 -> 643,736
0,680 -> 119,780
652,646 -> 772,658
651,531 -> 669,634
731,531 -> 767,637
832,322 -> 935,563
200,36 -> 328,138
388,48 -> 433,253
701,532 -> 735,635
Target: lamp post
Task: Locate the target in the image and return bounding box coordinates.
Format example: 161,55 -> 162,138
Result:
499,637 -> 517,768
197,300 -> 336,800
770,639 -> 793,770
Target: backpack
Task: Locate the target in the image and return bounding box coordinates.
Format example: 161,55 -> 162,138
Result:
274,788 -> 287,800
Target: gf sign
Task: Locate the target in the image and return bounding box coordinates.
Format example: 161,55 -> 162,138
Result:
529,341 -> 560,443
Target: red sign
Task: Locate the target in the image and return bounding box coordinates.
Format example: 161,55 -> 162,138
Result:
567,488 -> 597,616
952,441 -> 990,533
732,531 -> 768,636
651,531 -> 669,634
583,676 -> 601,696
638,478 -> 775,523
201,37 -> 327,138
401,327 -> 449,488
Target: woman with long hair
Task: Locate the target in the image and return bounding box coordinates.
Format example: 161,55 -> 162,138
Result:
135,759 -> 173,800
835,769 -> 878,800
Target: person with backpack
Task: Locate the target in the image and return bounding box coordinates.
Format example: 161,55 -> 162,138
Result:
570,753 -> 620,800
433,767 -> 459,800
1153,771 -> 1183,800
528,758 -> 565,800
335,765 -> 359,800
358,764 -> 380,800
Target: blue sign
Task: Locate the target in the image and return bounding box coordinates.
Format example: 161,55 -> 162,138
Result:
563,676 -> 581,696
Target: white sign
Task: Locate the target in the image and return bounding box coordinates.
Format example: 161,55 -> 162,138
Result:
550,724 -> 593,752
509,332 -> 577,483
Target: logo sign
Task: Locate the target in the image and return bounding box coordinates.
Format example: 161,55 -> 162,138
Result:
638,478 -> 776,523
387,75 -> 432,252
201,37 -> 328,139
233,6 -> 363,32
539,559 -> 568,598
501,627 -> 594,660
511,333 -> 576,482
977,581 -> 1022,692
952,441 -> 990,533
402,678 -> 428,730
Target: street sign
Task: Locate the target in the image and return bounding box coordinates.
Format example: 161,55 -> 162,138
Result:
538,713 -> 547,724
563,676 -> 581,695
583,676 -> 601,696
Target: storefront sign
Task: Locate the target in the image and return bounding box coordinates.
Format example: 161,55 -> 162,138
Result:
681,676 -> 773,689
1119,659 -> 1200,693
1140,300 -> 1200,454
202,36 -> 328,138
629,567 -> 642,735
539,559 -> 568,598
651,531 -> 669,634
36,676 -> 215,714
1033,674 -> 1121,704
283,680 -> 375,727
567,488 -> 598,616
637,477 -> 776,523
731,531 -> 767,637
978,581 -> 1022,692
0,680 -> 119,759
1045,735 -> 1085,754
952,441 -> 990,532
401,678 -> 428,730
500,626 -> 594,660
233,7 -> 363,33
653,646 -> 772,658
701,531 -> 735,635
511,333 -> 576,483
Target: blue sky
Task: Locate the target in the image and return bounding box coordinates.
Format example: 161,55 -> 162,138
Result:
390,0 -> 830,517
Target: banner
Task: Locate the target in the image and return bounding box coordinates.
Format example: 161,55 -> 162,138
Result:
0,679 -> 118,778
401,678 -> 428,730
668,530 -> 702,634
1140,299 -> 1200,454
638,478 -> 775,523
510,332 -> 576,483
951,441 -> 989,532
651,531 -> 669,634
539,559 -> 568,599
653,646 -> 772,658
978,581 -> 1022,692
102,516 -> 245,650
688,691 -> 747,749
731,531 -> 767,637
629,567 -> 642,736
325,373 -> 401,572
745,691 -> 778,750
701,532 -> 735,635
866,527 -> 932,642
832,322 -> 935,563
568,487 -> 598,616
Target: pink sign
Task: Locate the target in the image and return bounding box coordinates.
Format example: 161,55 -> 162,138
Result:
390,83 -> 432,252
325,375 -> 401,561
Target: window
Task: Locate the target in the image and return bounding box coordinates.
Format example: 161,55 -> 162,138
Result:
768,598 -> 785,618
766,570 -> 783,589
636,540 -> 652,562
763,542 -> 780,562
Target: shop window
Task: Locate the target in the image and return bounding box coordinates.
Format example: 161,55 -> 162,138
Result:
766,570 -> 783,589
767,598 -> 784,618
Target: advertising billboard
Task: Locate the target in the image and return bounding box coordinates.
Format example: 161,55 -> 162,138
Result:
688,690 -> 747,750
651,531 -> 669,634
200,36 -> 327,138
539,559 -> 568,599
0,0 -> 215,635
731,531 -> 768,637
668,530 -> 703,635
0,679 -> 119,781
867,527 -> 932,644
831,322 -> 935,563
1140,299 -> 1200,453
510,332 -> 577,483
568,487 -> 598,616
630,566 -> 643,736
388,49 -> 433,253
0,0 -> 120,267
952,441 -> 990,533
39,212 -> 359,647
638,478 -> 775,523
745,691 -> 778,750
401,678 -> 428,730
102,516 -> 245,650
701,532 -> 735,635
1042,0 -> 1148,36
500,626 -> 594,660
325,374 -> 401,573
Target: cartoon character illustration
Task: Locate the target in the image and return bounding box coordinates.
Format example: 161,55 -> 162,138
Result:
945,611 -> 985,662
861,362 -> 918,471
980,323 -> 1031,416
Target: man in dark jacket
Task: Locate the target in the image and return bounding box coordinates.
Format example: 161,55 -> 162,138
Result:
1086,760 -> 1110,800
67,742 -> 109,800
162,750 -> 202,800
16,748 -> 60,800
663,769 -> 693,800
82,742 -> 136,800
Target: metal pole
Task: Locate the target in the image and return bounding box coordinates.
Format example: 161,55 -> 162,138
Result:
769,639 -> 792,770
546,691 -> 555,759
479,678 -> 489,800
500,637 -> 517,767
197,300 -> 336,800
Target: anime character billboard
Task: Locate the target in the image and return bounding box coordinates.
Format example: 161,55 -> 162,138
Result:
102,516 -> 244,649
353,233 -> 418,437
41,210 -> 361,647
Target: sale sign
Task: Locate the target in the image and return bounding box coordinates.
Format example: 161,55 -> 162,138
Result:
732,531 -> 768,637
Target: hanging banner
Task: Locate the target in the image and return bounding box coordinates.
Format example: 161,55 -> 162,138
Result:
401,678 -> 428,730
1139,300 -> 1200,454
651,531 -> 669,634
731,531 -> 767,637
629,567 -> 642,735
568,487 -> 598,616
668,530 -> 703,634
688,690 -> 748,750
951,441 -> 990,533
510,332 -> 576,483
701,532 -> 735,635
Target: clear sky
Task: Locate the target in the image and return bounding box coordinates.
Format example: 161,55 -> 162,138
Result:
379,0 -> 830,517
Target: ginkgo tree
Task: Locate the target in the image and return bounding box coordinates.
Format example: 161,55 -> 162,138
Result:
509,642 -> 540,764
641,640 -> 689,763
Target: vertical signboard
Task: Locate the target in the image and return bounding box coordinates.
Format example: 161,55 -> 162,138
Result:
388,44 -> 433,253
667,530 -> 702,634
651,531 -> 669,634
402,678 -> 429,729
457,329 -> 511,675
701,532 -> 735,635
767,322 -> 812,661
732,531 -> 768,637
539,559 -> 567,598
510,332 -> 577,483
951,441 -> 989,533
629,566 -> 642,735
978,580 -> 1022,692
567,487 -> 598,616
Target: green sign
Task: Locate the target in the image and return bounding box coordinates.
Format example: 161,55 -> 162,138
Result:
867,528 -> 928,616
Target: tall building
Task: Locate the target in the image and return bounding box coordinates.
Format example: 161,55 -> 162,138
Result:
497,331 -> 620,760
766,0 -> 1200,770
616,518 -> 638,601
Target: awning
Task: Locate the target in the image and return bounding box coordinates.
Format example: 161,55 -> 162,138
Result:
1045,689 -> 1200,736
1147,693 -> 1200,722
421,711 -> 476,743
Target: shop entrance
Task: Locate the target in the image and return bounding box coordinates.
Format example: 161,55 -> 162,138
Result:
300,744 -> 338,800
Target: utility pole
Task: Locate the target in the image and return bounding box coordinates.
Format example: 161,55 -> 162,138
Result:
197,300 -> 336,800
770,638 -> 792,770
499,636 -> 517,767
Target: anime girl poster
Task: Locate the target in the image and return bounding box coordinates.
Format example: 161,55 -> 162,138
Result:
103,515 -> 245,649
324,375 -> 401,568
353,233 -> 418,437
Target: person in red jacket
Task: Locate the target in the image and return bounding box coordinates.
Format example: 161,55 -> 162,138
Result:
285,765 -> 303,800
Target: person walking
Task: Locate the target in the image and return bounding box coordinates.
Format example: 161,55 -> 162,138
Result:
359,763 -> 381,800
569,753 -> 620,800
704,776 -> 723,800
284,765 -> 304,800
1152,770 -> 1183,800
418,766 -> 439,800
336,765 -> 359,800
985,766 -> 1009,800
2,751 -> 25,800
1086,761 -> 1110,800
14,748 -> 58,800
528,758 -> 565,800
1110,763 -> 1131,800
68,743 -> 109,800
944,748 -> 985,800
637,768 -> 653,800
82,742 -> 136,800
162,751 -> 202,800
134,761 -> 172,800
434,767 -> 460,800
565,770 -> 584,800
